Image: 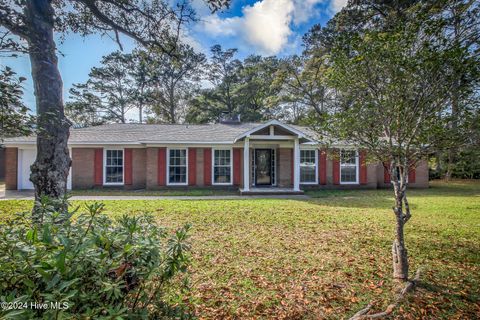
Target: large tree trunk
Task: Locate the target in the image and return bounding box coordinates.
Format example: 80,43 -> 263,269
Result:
391,166 -> 410,281
392,212 -> 409,280
26,0 -> 71,216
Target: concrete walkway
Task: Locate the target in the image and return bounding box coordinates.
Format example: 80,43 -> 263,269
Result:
0,187 -> 310,201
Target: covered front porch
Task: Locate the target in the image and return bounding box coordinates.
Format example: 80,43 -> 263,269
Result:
235,120 -> 315,194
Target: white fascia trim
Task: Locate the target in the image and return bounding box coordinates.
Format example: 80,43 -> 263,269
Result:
142,141 -> 234,145
72,141 -> 142,145
211,147 -> 233,186
300,149 -> 318,185
3,141 -> 143,146
103,148 -> 125,186
300,145 -> 320,150
249,135 -> 296,140
166,147 -> 189,186
233,120 -> 309,143
2,142 -> 36,147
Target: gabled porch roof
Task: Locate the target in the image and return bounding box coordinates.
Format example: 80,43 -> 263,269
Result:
233,120 -> 317,143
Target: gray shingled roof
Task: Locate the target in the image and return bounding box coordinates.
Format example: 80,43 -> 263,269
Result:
4,122 -> 319,145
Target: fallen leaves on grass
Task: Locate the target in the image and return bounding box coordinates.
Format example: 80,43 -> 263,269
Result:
0,181 -> 479,319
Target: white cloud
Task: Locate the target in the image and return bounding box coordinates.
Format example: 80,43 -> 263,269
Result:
242,0 -> 294,55
199,0 -> 332,55
292,0 -> 324,25
202,15 -> 242,36
330,0 -> 348,13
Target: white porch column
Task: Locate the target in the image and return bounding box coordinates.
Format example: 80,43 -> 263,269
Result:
243,137 -> 250,191
293,137 -> 300,191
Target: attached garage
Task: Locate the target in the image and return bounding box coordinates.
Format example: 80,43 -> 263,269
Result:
17,148 -> 35,190
16,148 -> 72,190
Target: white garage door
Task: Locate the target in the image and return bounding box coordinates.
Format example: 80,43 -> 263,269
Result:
17,148 -> 72,190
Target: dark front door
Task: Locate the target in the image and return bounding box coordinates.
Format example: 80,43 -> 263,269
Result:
255,149 -> 272,186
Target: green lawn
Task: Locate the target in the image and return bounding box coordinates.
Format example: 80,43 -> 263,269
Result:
0,180 -> 479,319
69,187 -> 239,196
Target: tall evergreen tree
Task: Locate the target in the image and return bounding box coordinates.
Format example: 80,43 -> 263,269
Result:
68,52 -> 136,125
145,42 -> 205,124
0,67 -> 34,141
0,0 -> 229,215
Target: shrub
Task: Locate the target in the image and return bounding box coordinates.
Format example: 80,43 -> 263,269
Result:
0,197 -> 191,319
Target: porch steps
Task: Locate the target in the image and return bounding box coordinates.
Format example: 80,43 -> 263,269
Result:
239,188 -> 304,196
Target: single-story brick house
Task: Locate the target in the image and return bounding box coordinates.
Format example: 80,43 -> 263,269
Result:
2,120 -> 428,193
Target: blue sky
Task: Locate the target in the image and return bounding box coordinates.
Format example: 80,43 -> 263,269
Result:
1,0 -> 345,110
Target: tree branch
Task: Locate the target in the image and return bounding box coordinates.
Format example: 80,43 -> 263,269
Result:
349,268 -> 422,320
0,5 -> 29,39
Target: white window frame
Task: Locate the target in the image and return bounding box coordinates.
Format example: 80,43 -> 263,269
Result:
340,149 -> 359,185
212,147 -> 233,186
103,148 -> 125,186
300,148 -> 318,185
166,147 -> 189,186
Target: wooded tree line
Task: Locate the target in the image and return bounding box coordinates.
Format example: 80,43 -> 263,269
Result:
61,0 -> 479,181
1,0 -> 479,203
64,44 -> 284,125
63,41 -> 336,126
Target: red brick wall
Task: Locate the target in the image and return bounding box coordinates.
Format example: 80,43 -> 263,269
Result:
71,148 -> 95,189
188,148 -> 197,186
0,147 -> 5,181
146,148 -> 159,189
72,148 -> 147,189
17,145 -> 429,191
204,148 -> 212,186
379,160 -> 427,188
5,147 -> 18,190
196,148 -> 205,186
132,148 -> 146,189
278,148 -> 293,187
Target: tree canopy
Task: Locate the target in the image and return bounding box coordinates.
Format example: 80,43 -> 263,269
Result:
0,0 -> 230,213
0,66 -> 34,141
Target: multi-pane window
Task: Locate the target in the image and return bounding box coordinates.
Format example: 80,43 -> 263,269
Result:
168,149 -> 187,184
340,149 -> 358,184
213,149 -> 232,184
105,149 -> 123,184
300,150 -> 317,183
